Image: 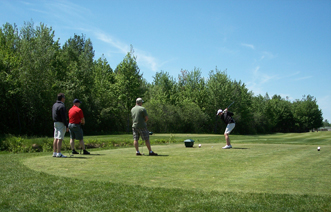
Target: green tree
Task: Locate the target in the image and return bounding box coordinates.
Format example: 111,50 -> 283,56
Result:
251,94 -> 270,133
264,95 -> 294,133
91,56 -> 116,132
60,34 -> 95,133
322,119 -> 330,127
16,21 -> 61,135
114,47 -> 145,132
292,95 -> 323,132
0,23 -> 21,134
178,68 -> 208,107
148,71 -> 178,105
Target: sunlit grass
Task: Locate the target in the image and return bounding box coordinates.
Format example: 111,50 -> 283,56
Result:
1,131 -> 331,211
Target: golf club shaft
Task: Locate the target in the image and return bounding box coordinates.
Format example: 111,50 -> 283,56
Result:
227,101 -> 235,109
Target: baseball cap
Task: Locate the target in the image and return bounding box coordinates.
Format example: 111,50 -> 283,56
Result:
136,98 -> 144,103
216,109 -> 223,115
73,99 -> 82,104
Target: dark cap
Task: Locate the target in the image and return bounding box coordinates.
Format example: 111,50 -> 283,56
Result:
73,99 -> 82,104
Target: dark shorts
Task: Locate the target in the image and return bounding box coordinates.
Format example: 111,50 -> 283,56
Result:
69,123 -> 83,140
132,127 -> 149,141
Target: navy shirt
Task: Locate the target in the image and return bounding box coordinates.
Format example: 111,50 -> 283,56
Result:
52,101 -> 68,127
220,111 -> 235,125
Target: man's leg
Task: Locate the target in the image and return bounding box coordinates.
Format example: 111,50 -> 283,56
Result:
57,139 -> 63,153
144,139 -> 152,152
53,138 -> 57,152
224,133 -> 231,146
79,139 -> 85,150
70,139 -> 75,150
134,140 -> 139,152
53,138 -> 58,156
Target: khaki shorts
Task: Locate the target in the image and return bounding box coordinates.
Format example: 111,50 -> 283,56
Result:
225,123 -> 235,134
54,122 -> 66,139
132,128 -> 149,141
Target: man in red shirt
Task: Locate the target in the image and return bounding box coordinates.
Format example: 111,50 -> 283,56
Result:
68,99 -> 90,155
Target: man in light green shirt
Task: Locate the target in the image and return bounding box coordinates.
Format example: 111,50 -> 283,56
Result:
131,98 -> 158,156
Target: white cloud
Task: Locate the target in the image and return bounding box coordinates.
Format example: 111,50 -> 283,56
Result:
241,43 -> 255,50
95,31 -> 159,72
95,32 -> 129,54
260,51 -> 276,60
30,0 -> 161,73
246,66 -> 279,96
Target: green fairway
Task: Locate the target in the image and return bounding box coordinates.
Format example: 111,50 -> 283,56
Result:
24,143 -> 330,195
1,132 -> 331,211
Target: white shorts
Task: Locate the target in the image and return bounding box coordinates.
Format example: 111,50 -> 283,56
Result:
224,123 -> 235,134
54,122 -> 66,140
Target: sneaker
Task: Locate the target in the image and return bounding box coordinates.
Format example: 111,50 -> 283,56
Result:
72,149 -> 79,154
52,152 -> 57,157
83,150 -> 90,155
222,145 -> 232,149
56,153 -> 67,158
149,151 -> 158,156
136,152 -> 142,156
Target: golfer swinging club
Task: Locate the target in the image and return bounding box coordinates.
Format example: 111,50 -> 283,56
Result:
216,108 -> 235,149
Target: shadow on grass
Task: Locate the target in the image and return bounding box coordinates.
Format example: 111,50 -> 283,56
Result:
232,147 -> 249,149
66,156 -> 91,159
147,154 -> 169,157
87,153 -> 105,156
139,154 -> 169,157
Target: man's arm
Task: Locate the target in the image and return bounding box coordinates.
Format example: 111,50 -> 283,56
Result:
81,117 -> 85,125
145,116 -> 148,122
61,106 -> 68,127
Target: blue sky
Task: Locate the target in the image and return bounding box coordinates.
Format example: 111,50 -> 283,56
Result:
1,0 -> 330,122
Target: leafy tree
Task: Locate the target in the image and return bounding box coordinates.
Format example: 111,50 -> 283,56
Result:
322,119 -> 330,127
0,23 -> 21,134
16,21 -> 61,135
264,95 -> 294,133
205,68 -> 232,133
91,56 -> 116,132
251,94 -> 270,133
177,68 -> 208,107
292,95 -> 323,132
60,34 -> 95,133
114,47 -> 145,132
149,71 -> 178,105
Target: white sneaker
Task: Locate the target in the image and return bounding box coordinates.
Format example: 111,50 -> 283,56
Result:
56,153 -> 67,158
52,152 -> 57,157
222,145 -> 232,149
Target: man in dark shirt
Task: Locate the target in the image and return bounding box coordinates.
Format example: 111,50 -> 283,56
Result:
217,108 -> 236,149
52,93 -> 69,158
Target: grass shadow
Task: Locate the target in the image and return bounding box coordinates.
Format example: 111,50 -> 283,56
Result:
232,147 -> 249,149
66,156 -> 91,159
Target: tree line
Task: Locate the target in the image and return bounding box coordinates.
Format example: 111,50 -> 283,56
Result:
0,21 -> 325,136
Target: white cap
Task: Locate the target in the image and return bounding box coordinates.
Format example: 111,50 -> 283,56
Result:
216,109 -> 223,115
136,98 -> 144,103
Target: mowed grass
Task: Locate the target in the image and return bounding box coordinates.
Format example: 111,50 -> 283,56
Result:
2,131 -> 331,211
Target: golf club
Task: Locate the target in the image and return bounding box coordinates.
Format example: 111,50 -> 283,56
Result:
63,139 -> 73,157
227,101 -> 235,109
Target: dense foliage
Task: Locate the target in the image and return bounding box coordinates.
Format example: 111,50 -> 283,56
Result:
0,21 -> 324,136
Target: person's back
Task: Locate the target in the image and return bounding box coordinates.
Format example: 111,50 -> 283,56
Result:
131,105 -> 147,129
131,98 -> 157,156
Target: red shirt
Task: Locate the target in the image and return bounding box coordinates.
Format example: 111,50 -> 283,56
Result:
69,105 -> 84,124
